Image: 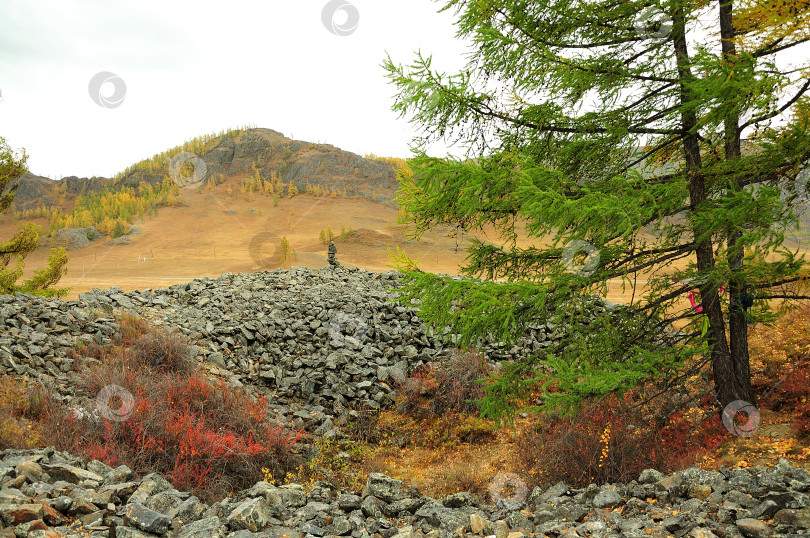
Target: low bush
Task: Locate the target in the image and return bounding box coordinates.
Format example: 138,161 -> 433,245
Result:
759,359 -> 810,438
394,364 -> 436,419
376,411 -> 496,449
747,302 -> 810,439
127,327 -> 194,373
285,436 -> 373,494
0,376 -> 48,449
793,401 -> 810,439
748,304 -> 810,374
430,459 -> 489,497
395,348 -> 490,418
42,372 -> 303,501
45,315 -> 305,501
516,390 -> 726,488
761,360 -> 810,410
345,402 -> 382,444
431,349 -> 490,415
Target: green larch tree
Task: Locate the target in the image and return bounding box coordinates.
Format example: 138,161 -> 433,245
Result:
0,137 -> 70,297
383,0 -> 810,420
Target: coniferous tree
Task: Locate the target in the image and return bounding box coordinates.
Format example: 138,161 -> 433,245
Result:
384,0 -> 810,420
279,236 -> 296,267
0,137 -> 69,297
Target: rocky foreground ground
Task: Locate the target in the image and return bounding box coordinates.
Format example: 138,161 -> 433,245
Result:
1,267 -> 805,536
0,447 -> 809,537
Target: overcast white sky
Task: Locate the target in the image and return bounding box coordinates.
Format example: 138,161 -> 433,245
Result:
0,0 -> 470,179
2,1 -> 807,181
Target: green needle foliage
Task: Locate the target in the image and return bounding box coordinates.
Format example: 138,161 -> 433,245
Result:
0,137 -> 69,298
383,0 -> 810,422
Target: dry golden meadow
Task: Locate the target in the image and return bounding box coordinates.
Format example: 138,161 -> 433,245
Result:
3,178 -> 810,500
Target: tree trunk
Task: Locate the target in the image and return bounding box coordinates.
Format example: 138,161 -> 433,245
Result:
672,7 -> 741,408
720,0 -> 756,405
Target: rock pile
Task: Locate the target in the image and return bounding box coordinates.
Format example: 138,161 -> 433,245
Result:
1,267 -> 620,419
1,447 -> 808,537
51,227 -> 101,250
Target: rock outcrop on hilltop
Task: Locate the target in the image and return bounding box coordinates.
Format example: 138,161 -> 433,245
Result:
9,128 -> 400,212
0,447 -> 808,537
9,174 -> 110,211
205,129 -> 399,204
6,173 -> 60,209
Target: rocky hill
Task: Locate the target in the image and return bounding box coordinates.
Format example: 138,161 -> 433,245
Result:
7,128 -> 400,212
6,174 -> 111,212
118,128 -> 399,204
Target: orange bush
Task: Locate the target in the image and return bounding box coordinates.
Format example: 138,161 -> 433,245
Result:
0,376 -> 49,449
517,390 -> 726,487
394,348 -> 490,418
748,303 -> 810,374
46,315 -> 305,501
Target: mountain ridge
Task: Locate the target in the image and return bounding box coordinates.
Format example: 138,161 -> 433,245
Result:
9,127 -> 401,212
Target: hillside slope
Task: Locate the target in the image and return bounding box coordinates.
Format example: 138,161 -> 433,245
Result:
8,128 -> 400,213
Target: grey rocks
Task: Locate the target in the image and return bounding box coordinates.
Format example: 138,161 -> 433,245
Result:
51,226 -> 101,250
1,447 -> 809,537
328,241 -> 340,267
0,266 -> 604,433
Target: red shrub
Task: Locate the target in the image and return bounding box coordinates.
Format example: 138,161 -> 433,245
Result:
43,372 -> 304,501
517,390 -> 726,487
781,371 -> 809,403
41,316 -> 305,502
430,349 -> 488,415
394,364 -> 438,418
792,402 -> 810,439
394,348 -> 489,418
759,360 -> 810,438
659,410 -> 726,462
764,361 -> 810,410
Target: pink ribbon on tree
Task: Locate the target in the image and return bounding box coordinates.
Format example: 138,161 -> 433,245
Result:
688,285 -> 724,313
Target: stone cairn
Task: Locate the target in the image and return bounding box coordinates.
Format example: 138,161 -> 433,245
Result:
328,241 -> 340,268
